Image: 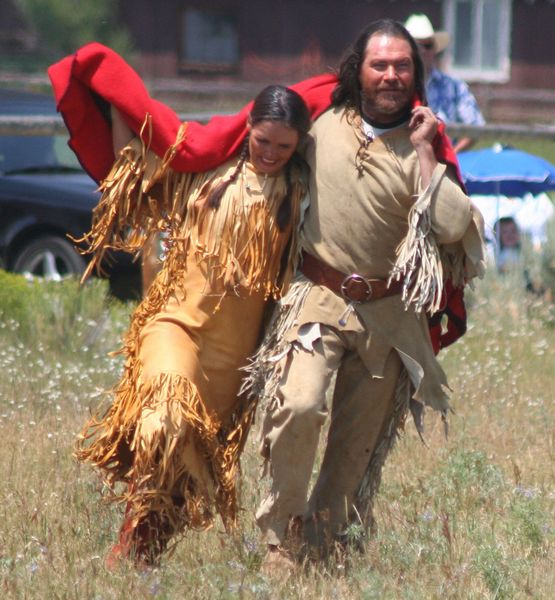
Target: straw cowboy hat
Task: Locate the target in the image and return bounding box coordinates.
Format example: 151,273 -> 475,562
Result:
404,14 -> 450,53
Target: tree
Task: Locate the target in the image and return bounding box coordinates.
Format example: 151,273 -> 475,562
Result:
16,0 -> 133,58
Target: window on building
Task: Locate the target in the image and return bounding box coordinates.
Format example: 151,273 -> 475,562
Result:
179,7 -> 239,73
443,0 -> 511,83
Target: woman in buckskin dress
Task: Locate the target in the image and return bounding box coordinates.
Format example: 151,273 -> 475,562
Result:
72,84 -> 310,567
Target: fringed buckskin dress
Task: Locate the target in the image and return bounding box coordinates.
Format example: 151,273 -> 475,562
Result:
75,133 -> 305,543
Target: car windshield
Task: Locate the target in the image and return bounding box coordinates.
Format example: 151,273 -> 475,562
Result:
0,90 -> 83,175
0,134 -> 81,174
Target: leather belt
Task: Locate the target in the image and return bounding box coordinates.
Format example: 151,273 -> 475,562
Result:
301,251 -> 403,303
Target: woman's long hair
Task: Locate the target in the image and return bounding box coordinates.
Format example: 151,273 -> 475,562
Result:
331,19 -> 427,112
206,85 -> 311,231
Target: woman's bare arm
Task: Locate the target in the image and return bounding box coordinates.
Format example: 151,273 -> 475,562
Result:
111,105 -> 134,155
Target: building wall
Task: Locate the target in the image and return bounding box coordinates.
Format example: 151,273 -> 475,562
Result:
475,1 -> 555,123
119,0 -> 443,79
510,1 -> 555,88
118,0 -> 555,123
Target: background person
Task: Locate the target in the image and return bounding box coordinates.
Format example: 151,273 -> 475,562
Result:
405,13 -> 485,153
494,216 -> 522,273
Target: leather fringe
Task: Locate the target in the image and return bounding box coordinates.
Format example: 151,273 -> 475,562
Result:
75,369 -> 256,532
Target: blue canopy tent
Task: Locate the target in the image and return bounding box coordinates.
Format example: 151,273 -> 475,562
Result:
458,144 -> 555,197
457,144 -> 555,262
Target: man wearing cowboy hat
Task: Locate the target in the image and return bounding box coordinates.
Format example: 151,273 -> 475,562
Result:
405,13 -> 485,153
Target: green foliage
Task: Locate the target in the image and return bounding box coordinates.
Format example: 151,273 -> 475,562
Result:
430,449 -> 506,513
0,269 -> 130,357
0,269 -> 38,332
16,0 -> 134,57
475,136 -> 555,165
473,543 -> 515,599
538,217 -> 555,296
508,493 -> 550,552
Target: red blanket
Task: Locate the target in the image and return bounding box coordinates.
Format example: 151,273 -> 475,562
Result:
48,42 -> 462,184
48,42 -> 466,352
47,43 -> 337,183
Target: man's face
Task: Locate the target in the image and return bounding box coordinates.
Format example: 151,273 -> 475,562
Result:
358,33 -> 416,124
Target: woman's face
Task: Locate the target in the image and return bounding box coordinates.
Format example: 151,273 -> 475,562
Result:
248,120 -> 300,175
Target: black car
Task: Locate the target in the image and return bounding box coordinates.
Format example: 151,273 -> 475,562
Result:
0,89 -> 141,299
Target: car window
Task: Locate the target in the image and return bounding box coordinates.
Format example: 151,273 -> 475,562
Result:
52,136 -> 81,169
0,90 -> 83,175
0,134 -> 81,174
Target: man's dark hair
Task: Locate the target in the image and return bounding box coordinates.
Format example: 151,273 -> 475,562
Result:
331,19 -> 427,111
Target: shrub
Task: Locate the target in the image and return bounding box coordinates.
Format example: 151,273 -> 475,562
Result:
17,0 -> 134,57
0,269 -> 39,335
0,270 -> 130,356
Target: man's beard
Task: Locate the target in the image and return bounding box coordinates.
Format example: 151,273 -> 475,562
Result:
361,88 -> 412,122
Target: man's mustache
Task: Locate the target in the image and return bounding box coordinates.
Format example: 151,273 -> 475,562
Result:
377,85 -> 404,92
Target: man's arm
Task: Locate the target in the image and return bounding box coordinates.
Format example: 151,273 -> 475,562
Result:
453,79 -> 485,153
408,105 -> 439,188
452,136 -> 474,153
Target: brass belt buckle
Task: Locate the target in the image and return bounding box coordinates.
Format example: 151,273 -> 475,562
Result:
340,273 -> 372,303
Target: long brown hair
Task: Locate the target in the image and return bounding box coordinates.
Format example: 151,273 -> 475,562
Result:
332,19 -> 427,111
206,85 -> 311,231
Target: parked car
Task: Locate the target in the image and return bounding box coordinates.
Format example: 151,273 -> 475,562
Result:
0,89 -> 141,299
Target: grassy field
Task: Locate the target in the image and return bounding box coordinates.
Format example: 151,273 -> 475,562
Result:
0,253 -> 554,599
2,48 -> 555,597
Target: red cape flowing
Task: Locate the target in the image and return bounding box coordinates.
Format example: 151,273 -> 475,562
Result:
48,43 -> 336,184
48,42 -> 462,186
47,42 -> 466,352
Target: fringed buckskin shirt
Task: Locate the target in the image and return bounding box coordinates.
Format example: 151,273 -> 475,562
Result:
245,107 -> 485,431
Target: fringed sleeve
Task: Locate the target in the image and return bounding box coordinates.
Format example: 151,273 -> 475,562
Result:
75,119 -> 190,280
388,164 -> 446,314
388,163 -> 486,314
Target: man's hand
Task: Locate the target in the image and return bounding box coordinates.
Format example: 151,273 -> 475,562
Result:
408,106 -> 438,147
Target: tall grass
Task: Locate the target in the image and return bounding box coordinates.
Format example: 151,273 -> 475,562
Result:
0,264 -> 553,599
